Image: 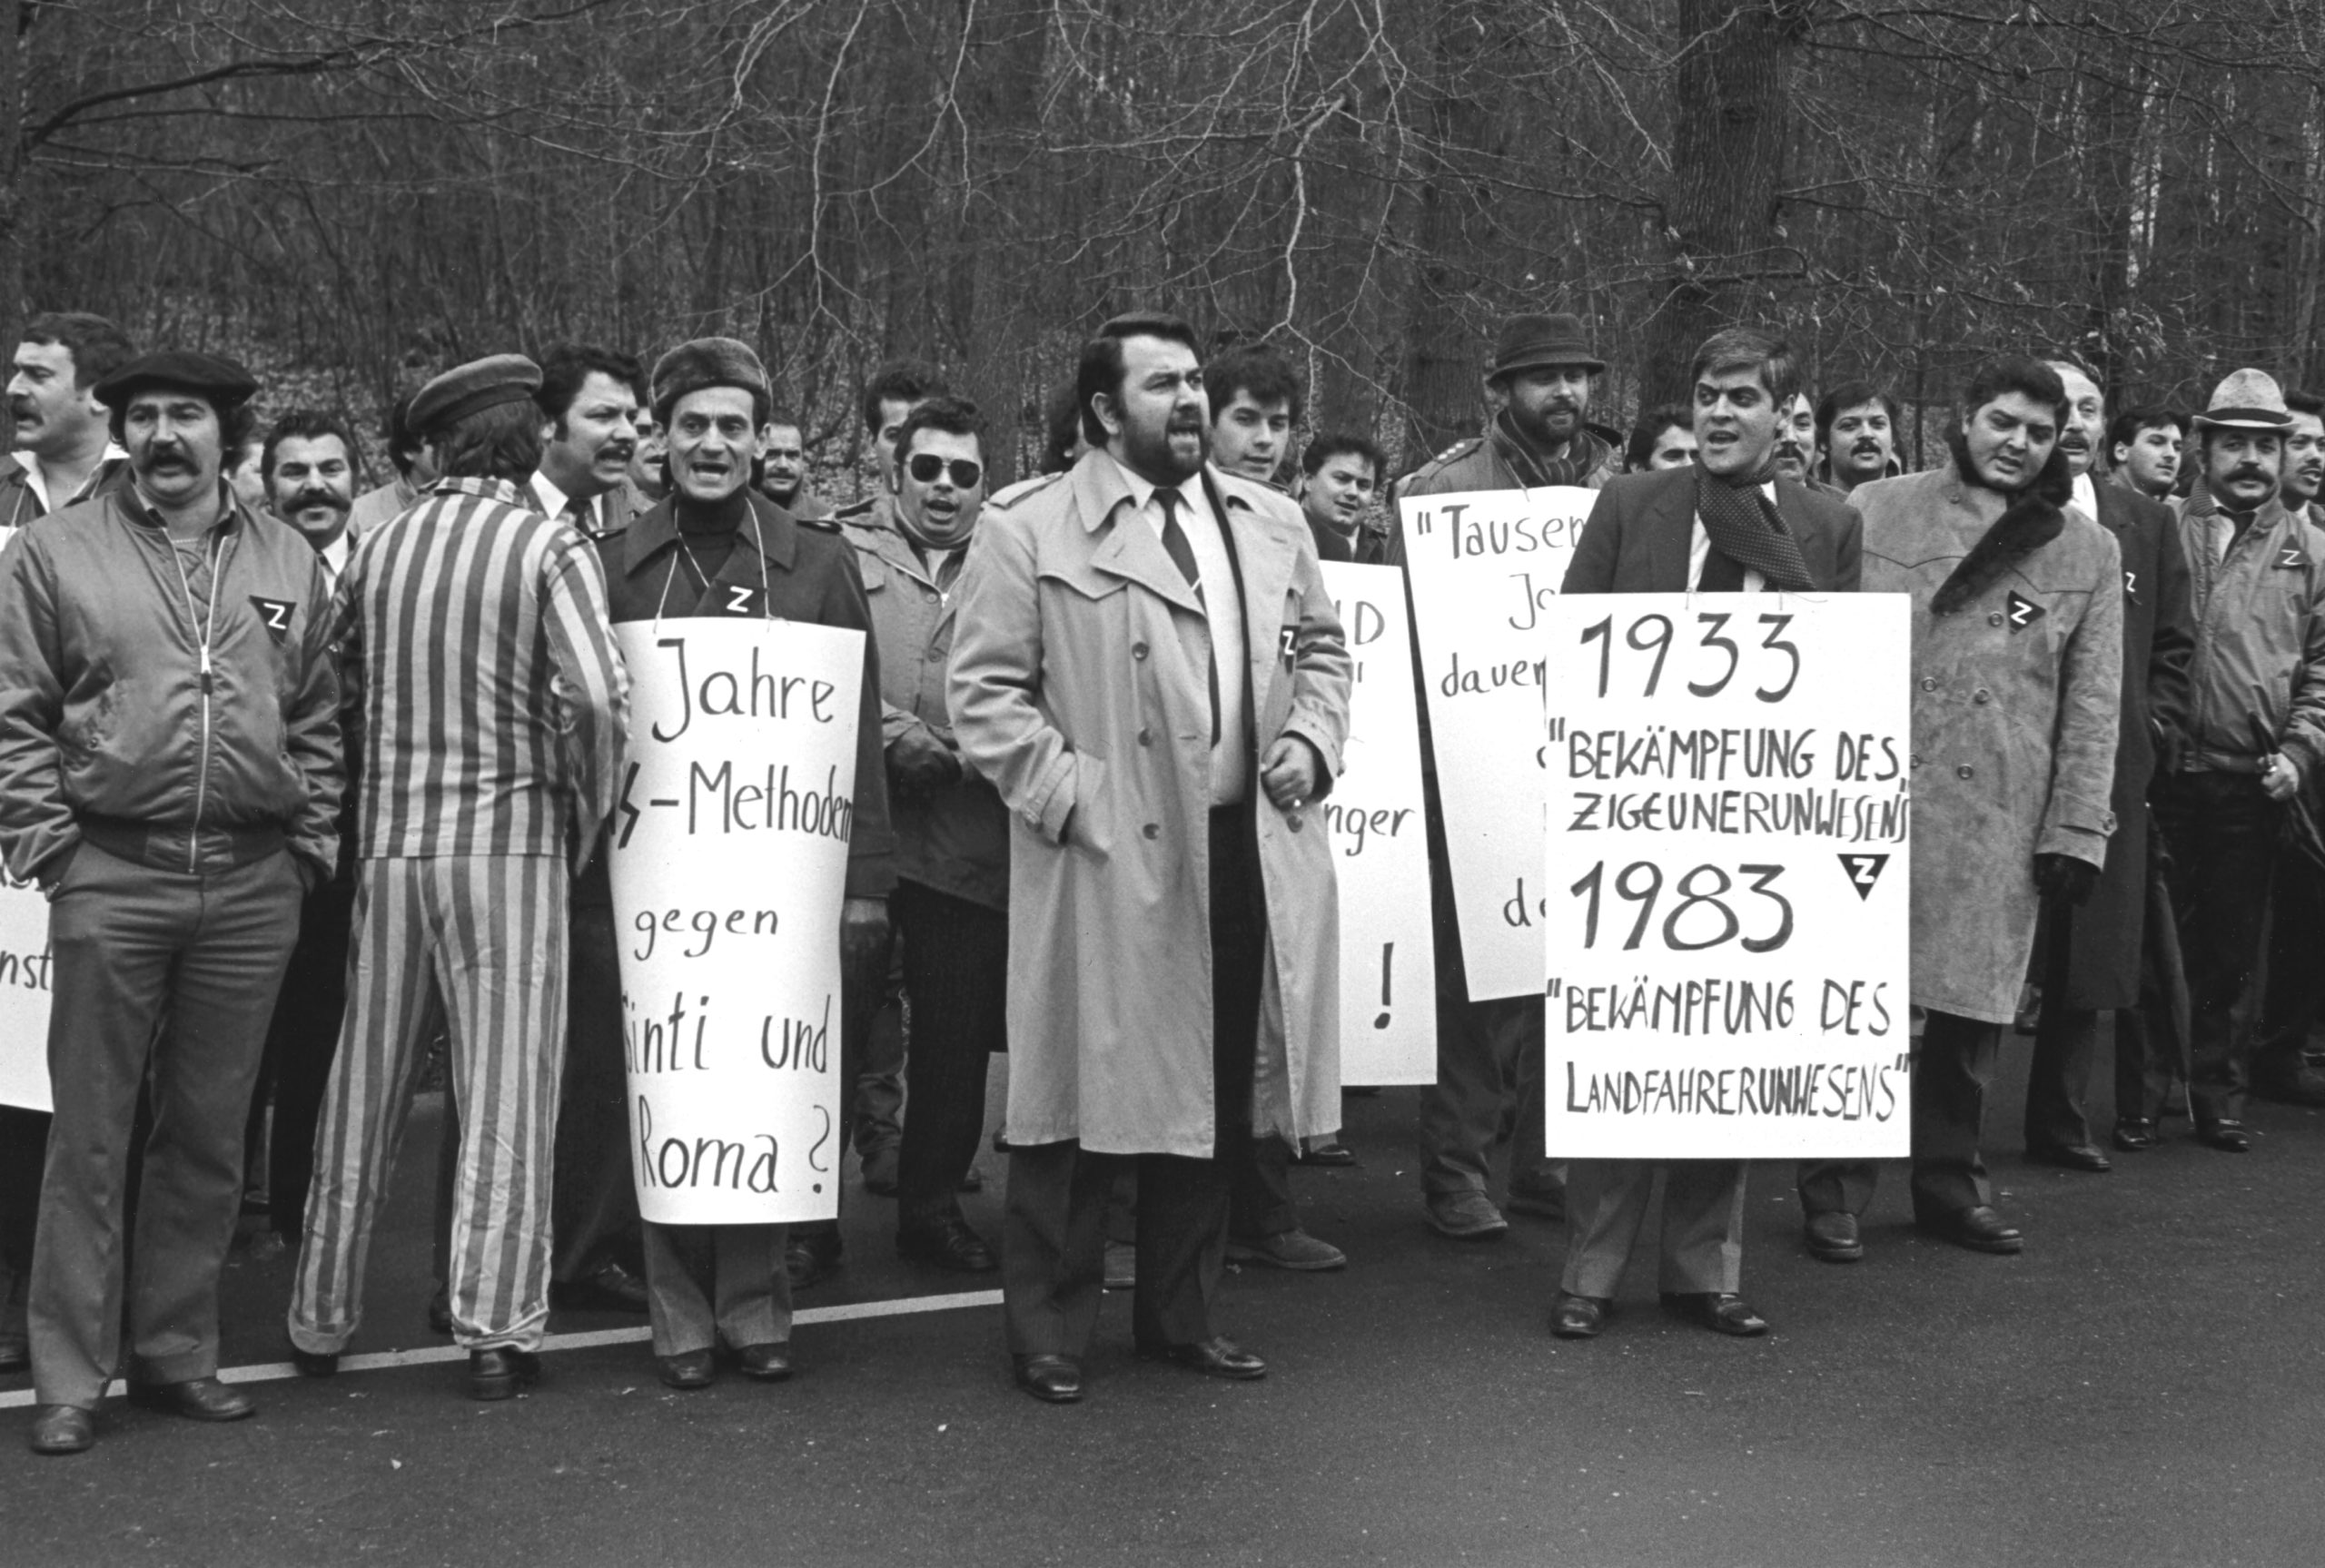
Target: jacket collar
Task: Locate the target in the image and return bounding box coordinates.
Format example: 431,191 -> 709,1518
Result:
121,478 -> 250,537
2182,479 -> 2291,539
623,488 -> 797,579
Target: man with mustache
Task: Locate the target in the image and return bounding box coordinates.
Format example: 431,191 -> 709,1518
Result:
1815,382 -> 1900,491
1556,326 -> 1860,1339
2108,407 -> 2187,503
1298,434 -> 1384,563
2020,359 -> 2193,1169
529,344 -> 645,541
2280,390 -> 2325,524
842,395 -> 1003,1276
757,410 -> 829,519
1773,390 -> 1824,488
1797,356 -> 2122,1259
0,352 -> 341,1454
1,312 -> 135,541
1390,312 -> 1611,1243
949,311 -> 1350,1403
2152,370 -> 2325,1152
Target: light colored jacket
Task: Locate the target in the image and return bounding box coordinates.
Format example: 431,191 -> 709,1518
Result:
947,452 -> 1352,1155
1857,467 -> 2122,1024
2169,486 -> 2325,777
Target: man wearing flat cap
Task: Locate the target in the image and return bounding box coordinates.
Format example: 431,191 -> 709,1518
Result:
1386,311 -> 1614,1244
0,351 -> 342,1454
2146,369 -> 2325,1154
290,353 -> 628,1402
576,336 -> 889,1389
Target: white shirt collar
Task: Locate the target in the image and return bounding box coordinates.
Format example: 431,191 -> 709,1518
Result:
15,442 -> 128,513
529,470 -> 590,525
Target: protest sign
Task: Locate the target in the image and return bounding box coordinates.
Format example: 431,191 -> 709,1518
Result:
0,880 -> 52,1112
1543,592 -> 1912,1159
1318,562 -> 1435,1085
608,618 -> 863,1225
1397,485 -> 1596,1000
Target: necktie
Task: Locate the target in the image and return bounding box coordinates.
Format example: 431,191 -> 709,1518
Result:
1153,488 -> 1221,745
563,495 -> 594,534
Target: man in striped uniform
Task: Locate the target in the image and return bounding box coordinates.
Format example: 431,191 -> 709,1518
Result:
288,354 -> 628,1401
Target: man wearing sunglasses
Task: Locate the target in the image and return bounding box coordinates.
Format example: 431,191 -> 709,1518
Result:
842,397 -> 1009,1275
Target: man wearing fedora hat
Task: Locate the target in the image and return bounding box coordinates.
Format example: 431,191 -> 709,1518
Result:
2148,369 -> 2325,1153
0,350 -> 343,1453
1388,311 -> 1613,1243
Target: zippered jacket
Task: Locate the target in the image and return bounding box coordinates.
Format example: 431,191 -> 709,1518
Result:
2171,486 -> 2325,777
0,485 -> 342,883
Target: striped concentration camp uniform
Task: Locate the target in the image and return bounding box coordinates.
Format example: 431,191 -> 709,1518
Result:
290,476 -> 627,1356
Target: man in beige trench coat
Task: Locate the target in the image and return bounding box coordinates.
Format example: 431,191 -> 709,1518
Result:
948,311 -> 1350,1405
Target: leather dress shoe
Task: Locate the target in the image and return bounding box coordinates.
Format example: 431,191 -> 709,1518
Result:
1135,1336 -> 1267,1380
1804,1211 -> 1863,1263
2112,1117 -> 2160,1152
1917,1205 -> 2023,1254
1662,1291 -> 1768,1337
732,1342 -> 793,1381
785,1234 -> 843,1291
896,1216 -> 999,1273
1549,1292 -> 1608,1339
468,1347 -> 541,1401
549,1261 -> 649,1313
658,1350 -> 715,1390
0,1332 -> 28,1373
1226,1228 -> 1347,1271
426,1286 -> 453,1336
2198,1120 -> 2253,1153
28,1404 -> 94,1455
1014,1354 -> 1083,1404
127,1376 -> 255,1422
1424,1190 -> 1509,1241
290,1346 -> 339,1378
2027,1141 -> 2112,1173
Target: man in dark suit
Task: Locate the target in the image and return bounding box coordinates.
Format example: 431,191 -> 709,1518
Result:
1296,433 -> 1385,564
2023,360 -> 2194,1164
1551,326 -> 1861,1340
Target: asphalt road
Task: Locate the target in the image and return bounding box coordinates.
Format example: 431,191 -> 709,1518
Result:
5,1040 -> 2323,1568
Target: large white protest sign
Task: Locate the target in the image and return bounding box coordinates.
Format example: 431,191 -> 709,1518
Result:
609,618 -> 863,1225
0,881 -> 53,1112
1398,485 -> 1595,1000
1544,593 -> 1912,1159
1318,563 -> 1434,1085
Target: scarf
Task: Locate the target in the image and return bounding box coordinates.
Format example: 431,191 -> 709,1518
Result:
1694,457 -> 1815,591
1930,429 -> 2071,616
1490,408 -> 1610,489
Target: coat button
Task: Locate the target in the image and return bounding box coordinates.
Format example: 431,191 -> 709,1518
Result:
1955,764 -> 1974,779
1287,813 -> 1303,832
1132,642 -> 1150,660
1137,727 -> 1153,745
1973,688 -> 1993,704
1143,823 -> 1160,840
1919,676 -> 1938,692
1910,754 -> 1924,767
1987,612 -> 2005,626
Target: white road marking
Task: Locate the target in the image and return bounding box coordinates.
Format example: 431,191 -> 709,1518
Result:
0,1289 -> 1003,1409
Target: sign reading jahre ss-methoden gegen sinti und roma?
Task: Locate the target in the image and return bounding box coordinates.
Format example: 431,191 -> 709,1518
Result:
608,617 -> 864,1225
1397,485 -> 1597,1001
1543,593 -> 1912,1159
0,878 -> 54,1112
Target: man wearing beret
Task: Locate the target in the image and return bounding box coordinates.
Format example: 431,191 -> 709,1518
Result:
1387,312 -> 1615,1243
0,351 -> 341,1455
582,337 -> 892,1388
289,354 -> 628,1401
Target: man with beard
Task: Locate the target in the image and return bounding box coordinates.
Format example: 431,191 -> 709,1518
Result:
843,395 -> 1003,1274
1390,312 -> 1609,1243
1815,382 -> 1900,492
529,346 -> 644,541
2152,370 -> 2325,1151
2108,408 -> 2187,503
1298,434 -> 1385,563
588,338 -> 891,1388
1206,343 -> 1300,490
949,311 -> 1350,1403
1,312 -> 134,540
1797,356 -> 2121,1259
2019,360 -> 2194,1169
1623,405 -> 1696,473
0,353 -> 341,1454
1554,327 -> 1859,1340
290,354 -> 628,1402
757,410 -> 829,519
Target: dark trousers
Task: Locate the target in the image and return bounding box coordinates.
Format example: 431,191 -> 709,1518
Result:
32,845 -> 302,1407
551,904 -> 641,1283
1002,807 -> 1261,1358
891,882 -> 1005,1232
2257,854 -> 2325,1076
2115,842 -> 2191,1121
1230,1137 -> 1296,1240
2025,903 -> 2101,1152
1799,1011 -> 2000,1222
249,873 -> 353,1241
2152,771 -> 2280,1127
1,1104 -> 46,1346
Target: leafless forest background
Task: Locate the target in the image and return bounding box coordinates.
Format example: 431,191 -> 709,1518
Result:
0,0 -> 2317,496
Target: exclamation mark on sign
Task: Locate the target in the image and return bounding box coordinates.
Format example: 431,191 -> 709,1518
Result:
1373,942 -> 1394,1029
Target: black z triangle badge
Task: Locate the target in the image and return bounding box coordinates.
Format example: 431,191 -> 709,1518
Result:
2004,590 -> 2044,632
248,597 -> 296,644
711,584 -> 762,617
1837,853 -> 1890,901
2280,547 -> 2306,571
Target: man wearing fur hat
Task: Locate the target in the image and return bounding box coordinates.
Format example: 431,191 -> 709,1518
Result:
1796,356 -> 2122,1261
583,337 -> 893,1389
2150,370 -> 2325,1152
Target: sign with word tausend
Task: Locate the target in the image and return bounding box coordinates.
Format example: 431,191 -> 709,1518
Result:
608,618 -> 864,1224
1544,592 -> 1912,1159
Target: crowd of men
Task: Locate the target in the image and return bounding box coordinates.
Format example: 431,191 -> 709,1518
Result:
0,297 -> 2319,1456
